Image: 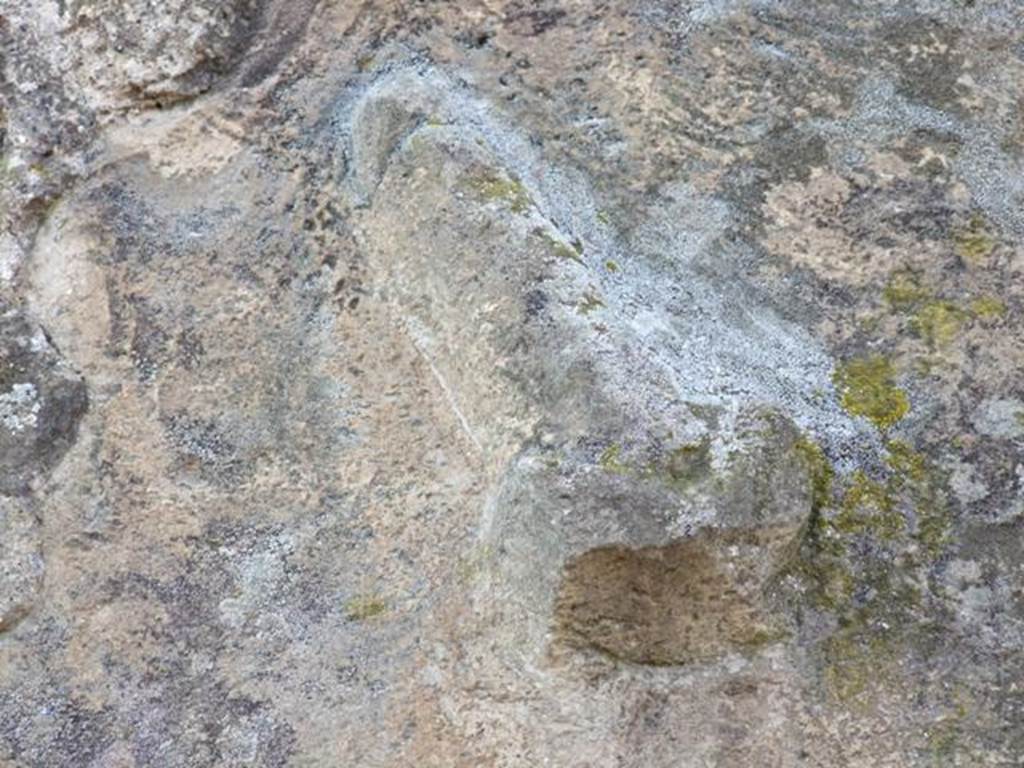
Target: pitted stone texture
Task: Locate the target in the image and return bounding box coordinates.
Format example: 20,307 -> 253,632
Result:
1,0 -> 1024,765
554,530 -> 793,666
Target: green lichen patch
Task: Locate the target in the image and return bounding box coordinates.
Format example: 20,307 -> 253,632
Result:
912,300 -> 967,347
577,291 -> 606,315
917,502 -> 952,558
883,270 -> 930,310
344,595 -> 388,621
538,230 -> 584,264
953,214 -> 996,265
598,437 -> 711,493
886,439 -> 928,483
886,441 -> 952,559
737,626 -> 792,652
833,355 -> 910,431
660,439 -> 712,490
879,251 -> 1003,338
604,259 -> 619,272
969,295 -> 1007,320
824,440 -> 948,560
469,171 -> 533,214
780,437 -> 956,698
794,436 -> 835,512
820,585 -> 935,708
599,442 -> 629,474
834,471 -> 903,540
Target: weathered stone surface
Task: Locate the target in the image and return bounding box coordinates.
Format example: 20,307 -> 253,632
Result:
0,497 -> 43,633
0,310 -> 87,495
2,0 -> 1023,765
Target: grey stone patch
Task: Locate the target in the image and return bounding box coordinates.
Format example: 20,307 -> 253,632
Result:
58,0 -> 265,110
881,17 -> 970,113
947,458 -> 991,505
0,497 -> 43,632
0,309 -> 88,495
0,681 -> 116,768
1004,463 -> 1024,524
162,411 -> 246,486
0,382 -> 40,433
216,532 -> 295,630
0,234 -> 23,285
972,396 -> 1024,439
809,73 -> 1024,239
0,16 -> 93,254
348,68 -> 448,203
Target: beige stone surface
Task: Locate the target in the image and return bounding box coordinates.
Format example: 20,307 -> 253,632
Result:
1,1 -> 1023,765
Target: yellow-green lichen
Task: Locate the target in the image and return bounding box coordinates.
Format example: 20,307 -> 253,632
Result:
344,595 -> 388,621
969,295 -> 1007,319
780,523 -> 851,610
599,438 -> 711,492
834,471 -> 903,540
794,436 -> 835,512
954,214 -> 996,264
543,454 -> 562,470
577,291 -> 606,315
886,439 -> 928,483
470,172 -> 532,214
604,259 -> 619,272
738,626 -> 791,651
539,231 -> 584,264
660,440 -> 712,490
781,437 -> 958,707
599,443 -> 629,474
833,355 -> 910,431
917,503 -> 952,558
885,441 -> 951,558
784,437 -> 953,613
907,451 -> 953,557
884,270 -> 930,310
820,578 -> 931,706
782,505 -> 851,607
912,300 -> 966,347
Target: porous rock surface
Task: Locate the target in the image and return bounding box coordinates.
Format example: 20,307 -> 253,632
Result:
1,1 -> 1023,765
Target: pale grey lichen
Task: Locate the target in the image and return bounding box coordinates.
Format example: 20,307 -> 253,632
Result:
0,383 -> 40,433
